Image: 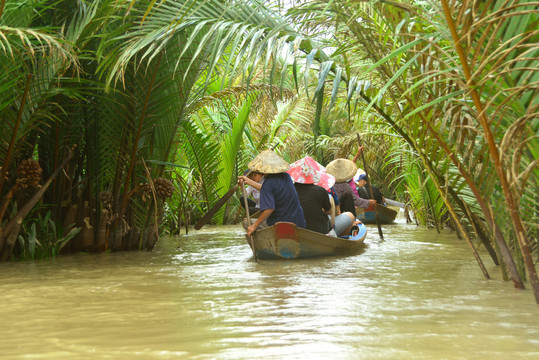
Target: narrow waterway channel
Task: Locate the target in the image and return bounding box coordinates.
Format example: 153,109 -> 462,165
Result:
1,217 -> 538,359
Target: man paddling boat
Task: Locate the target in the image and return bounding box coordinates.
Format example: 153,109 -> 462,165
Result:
239,150 -> 305,236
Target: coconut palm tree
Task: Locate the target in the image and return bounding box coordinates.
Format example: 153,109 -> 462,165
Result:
0,0 -> 81,259
286,0 -> 538,302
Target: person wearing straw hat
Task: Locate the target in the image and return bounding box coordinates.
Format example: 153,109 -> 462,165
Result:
326,158 -> 376,216
240,150 -> 306,236
287,156 -> 356,236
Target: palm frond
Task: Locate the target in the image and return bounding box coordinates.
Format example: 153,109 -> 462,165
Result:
177,119 -> 221,213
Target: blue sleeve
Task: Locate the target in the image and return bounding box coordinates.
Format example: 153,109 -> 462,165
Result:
329,188 -> 340,206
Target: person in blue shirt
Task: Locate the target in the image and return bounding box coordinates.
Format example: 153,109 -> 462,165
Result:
239,150 -> 306,236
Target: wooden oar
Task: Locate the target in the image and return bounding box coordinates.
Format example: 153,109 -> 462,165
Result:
357,134 -> 384,240
194,143 -> 278,230
194,182 -> 242,230
241,181 -> 257,262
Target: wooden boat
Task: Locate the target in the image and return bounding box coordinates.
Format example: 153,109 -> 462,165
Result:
246,222 -> 367,260
357,203 -> 398,224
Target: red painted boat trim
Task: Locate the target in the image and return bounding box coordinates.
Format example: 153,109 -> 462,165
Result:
274,222 -> 298,239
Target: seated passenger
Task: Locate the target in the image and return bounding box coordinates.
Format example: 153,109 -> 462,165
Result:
288,156 -> 355,236
354,171 -> 385,205
288,156 -> 332,234
327,186 -> 360,236
239,150 -> 306,236
326,158 -> 376,216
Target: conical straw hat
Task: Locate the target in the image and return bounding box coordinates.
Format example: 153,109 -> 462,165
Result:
326,159 -> 358,183
287,156 -> 336,190
248,150 -> 289,174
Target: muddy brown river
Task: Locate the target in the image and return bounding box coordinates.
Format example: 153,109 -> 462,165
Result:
1,218 -> 538,359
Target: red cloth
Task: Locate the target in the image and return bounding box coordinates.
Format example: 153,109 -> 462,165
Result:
348,179 -> 360,197
287,156 -> 335,190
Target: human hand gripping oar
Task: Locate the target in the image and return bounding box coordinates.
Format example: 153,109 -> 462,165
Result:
357,134 -> 384,240
194,143 -> 278,230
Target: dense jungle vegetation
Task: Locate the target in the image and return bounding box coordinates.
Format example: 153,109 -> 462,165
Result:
0,0 -> 537,302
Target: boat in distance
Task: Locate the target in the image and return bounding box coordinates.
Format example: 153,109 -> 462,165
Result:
246,221 -> 367,260
357,203 -> 398,224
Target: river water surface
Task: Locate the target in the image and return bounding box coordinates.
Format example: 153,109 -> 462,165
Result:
1,218 -> 538,359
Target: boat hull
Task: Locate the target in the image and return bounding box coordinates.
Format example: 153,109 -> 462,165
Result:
247,222 -> 367,260
357,203 -> 398,224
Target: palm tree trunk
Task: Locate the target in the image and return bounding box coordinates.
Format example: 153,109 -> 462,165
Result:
441,0 -> 539,303
0,74 -> 32,207
111,54 -> 163,250
0,0 -> 6,20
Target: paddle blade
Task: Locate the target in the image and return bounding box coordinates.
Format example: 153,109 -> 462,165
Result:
194,184 -> 239,230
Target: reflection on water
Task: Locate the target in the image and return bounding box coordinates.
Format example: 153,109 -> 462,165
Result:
1,217 -> 538,359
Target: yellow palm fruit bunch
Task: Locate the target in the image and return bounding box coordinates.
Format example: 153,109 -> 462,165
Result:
153,178 -> 173,200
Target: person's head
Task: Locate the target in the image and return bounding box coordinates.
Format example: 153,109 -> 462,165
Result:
244,168 -> 263,182
249,171 -> 264,182
326,159 -> 358,183
355,173 -> 367,187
